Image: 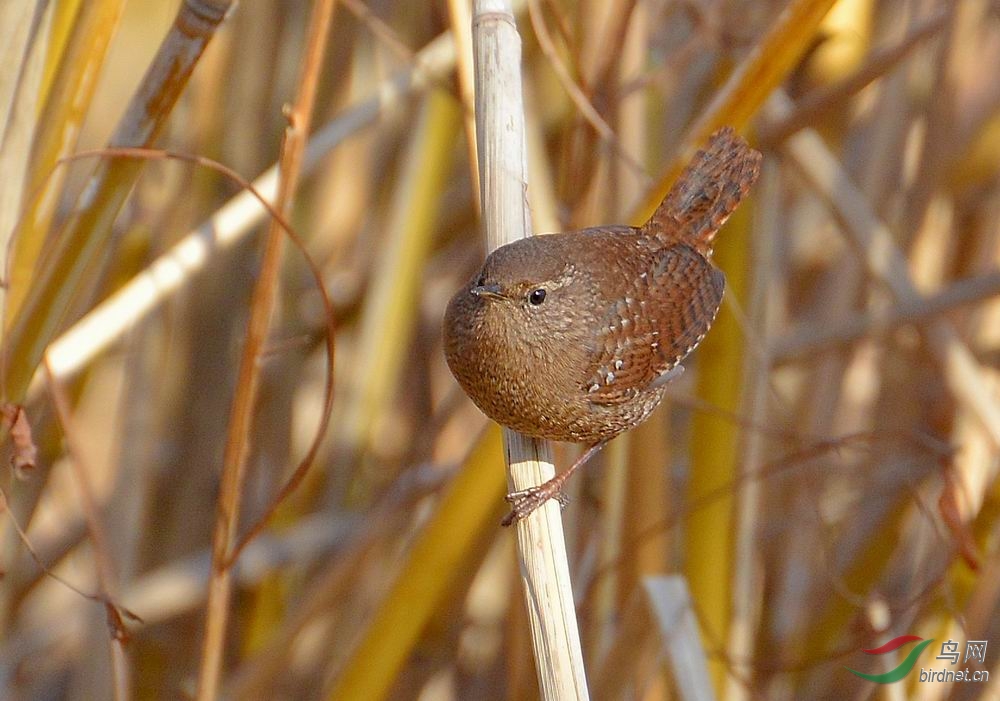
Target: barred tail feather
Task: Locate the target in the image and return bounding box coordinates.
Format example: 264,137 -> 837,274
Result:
642,127 -> 762,254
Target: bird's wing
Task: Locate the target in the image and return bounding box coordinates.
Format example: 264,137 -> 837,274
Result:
583,243 -> 724,406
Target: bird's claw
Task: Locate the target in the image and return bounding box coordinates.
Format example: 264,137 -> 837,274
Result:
501,484 -> 569,527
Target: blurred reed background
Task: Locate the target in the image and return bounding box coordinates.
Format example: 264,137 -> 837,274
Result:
0,0 -> 998,699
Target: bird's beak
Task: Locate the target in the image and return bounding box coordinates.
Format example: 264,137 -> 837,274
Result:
471,283 -> 502,299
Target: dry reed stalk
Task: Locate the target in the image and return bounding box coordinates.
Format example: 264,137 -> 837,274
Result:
0,1 -> 50,320
327,427 -> 508,700
725,163 -> 779,701
616,1 -> 650,216
523,83 -> 560,234
593,590 -> 655,698
630,0 -> 838,224
645,577 -> 716,701
684,187 -> 752,692
0,1 -> 43,123
592,435 -> 627,662
10,0 -> 127,317
772,94 -> 1000,449
772,271 -> 1000,360
473,0 -> 589,697
41,29 -> 460,387
335,87 -> 459,497
195,2 -> 336,698
622,406 -> 671,598
445,0 -> 480,208
2,0 -> 234,401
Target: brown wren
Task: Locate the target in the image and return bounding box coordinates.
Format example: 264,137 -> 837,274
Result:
443,127 -> 762,525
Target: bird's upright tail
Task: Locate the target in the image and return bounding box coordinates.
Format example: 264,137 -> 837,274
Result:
642,126 -> 762,255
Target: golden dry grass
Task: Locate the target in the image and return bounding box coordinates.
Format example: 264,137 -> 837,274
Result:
0,0 -> 997,699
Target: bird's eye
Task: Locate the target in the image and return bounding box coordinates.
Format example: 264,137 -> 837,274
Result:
528,288 -> 546,305
475,274 -> 486,287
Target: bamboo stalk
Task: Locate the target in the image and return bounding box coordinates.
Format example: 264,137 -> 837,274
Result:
473,1 -> 589,697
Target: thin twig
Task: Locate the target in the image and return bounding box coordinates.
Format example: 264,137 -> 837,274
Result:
725,161 -> 779,701
527,0 -> 649,186
0,483 -> 142,682
196,1 -> 336,698
43,359 -> 131,701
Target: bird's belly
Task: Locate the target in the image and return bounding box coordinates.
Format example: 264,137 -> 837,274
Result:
472,376 -> 666,445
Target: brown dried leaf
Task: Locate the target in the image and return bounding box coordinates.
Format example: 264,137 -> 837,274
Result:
0,403 -> 36,478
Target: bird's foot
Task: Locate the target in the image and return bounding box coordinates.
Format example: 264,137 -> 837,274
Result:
501,483 -> 570,527
499,441 -> 609,527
